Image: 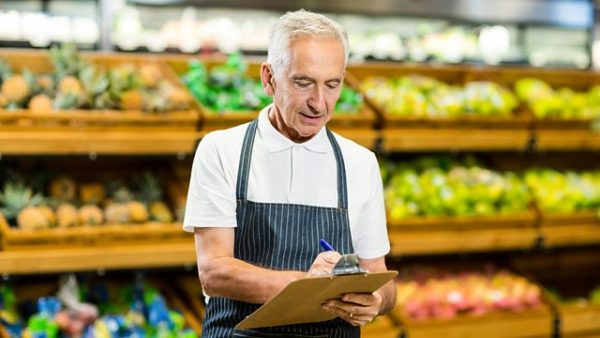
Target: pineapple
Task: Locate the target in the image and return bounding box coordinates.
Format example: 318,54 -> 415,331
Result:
132,172 -> 162,203
58,76 -> 84,95
149,201 -> 173,223
36,75 -> 54,93
56,203 -> 79,227
104,203 -> 130,224
28,94 -> 53,113
1,75 -> 30,103
127,201 -> 148,223
166,86 -> 189,110
79,183 -> 106,205
0,181 -> 44,226
37,205 -> 57,227
139,64 -> 162,88
78,205 -> 104,226
49,176 -> 76,201
17,206 -> 49,229
120,90 -> 144,111
49,43 -> 89,77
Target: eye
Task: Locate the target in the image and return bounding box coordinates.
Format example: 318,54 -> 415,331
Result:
326,82 -> 340,89
295,81 -> 312,88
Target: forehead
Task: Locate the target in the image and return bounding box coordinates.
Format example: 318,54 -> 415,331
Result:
285,37 -> 346,79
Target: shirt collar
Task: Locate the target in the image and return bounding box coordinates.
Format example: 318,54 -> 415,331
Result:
257,104 -> 330,154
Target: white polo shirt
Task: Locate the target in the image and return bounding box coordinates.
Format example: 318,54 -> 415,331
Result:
183,105 -> 390,259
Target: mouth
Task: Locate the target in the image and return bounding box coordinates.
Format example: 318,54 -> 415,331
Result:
299,112 -> 325,122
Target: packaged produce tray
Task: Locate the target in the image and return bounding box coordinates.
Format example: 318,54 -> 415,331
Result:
165,55 -> 377,131
0,49 -> 199,132
347,62 -> 531,130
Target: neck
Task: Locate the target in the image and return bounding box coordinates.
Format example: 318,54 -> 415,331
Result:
267,105 -> 314,143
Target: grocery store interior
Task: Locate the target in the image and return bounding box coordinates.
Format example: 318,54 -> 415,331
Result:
0,0 -> 599,337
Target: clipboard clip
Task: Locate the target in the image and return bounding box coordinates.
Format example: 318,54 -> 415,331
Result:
332,254 -> 366,276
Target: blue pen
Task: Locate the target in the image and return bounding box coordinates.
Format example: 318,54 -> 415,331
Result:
319,239 -> 335,251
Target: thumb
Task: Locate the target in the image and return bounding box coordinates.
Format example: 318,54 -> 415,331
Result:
321,251 -> 342,264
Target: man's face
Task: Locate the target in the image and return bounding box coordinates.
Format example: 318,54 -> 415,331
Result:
266,37 -> 346,141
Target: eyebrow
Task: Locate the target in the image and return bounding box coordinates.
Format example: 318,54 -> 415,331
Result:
291,75 -> 342,83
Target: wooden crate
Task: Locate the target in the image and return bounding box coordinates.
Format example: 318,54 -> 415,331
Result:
387,211 -> 538,255
391,262 -> 554,338
559,303 -> 600,337
347,62 -> 530,130
0,49 -> 200,132
362,314 -> 402,338
388,211 -> 536,231
469,66 -> 600,130
396,307 -> 553,338
0,173 -> 190,251
165,56 -> 377,131
539,210 -> 599,227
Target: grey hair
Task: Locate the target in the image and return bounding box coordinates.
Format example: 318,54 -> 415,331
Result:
267,10 -> 349,76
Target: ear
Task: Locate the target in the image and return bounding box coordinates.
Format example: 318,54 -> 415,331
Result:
260,63 -> 275,96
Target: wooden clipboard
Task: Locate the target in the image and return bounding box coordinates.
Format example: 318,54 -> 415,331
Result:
235,271 -> 398,330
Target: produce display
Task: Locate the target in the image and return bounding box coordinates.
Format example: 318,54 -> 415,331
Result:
0,275 -> 196,338
515,78 -> 600,119
181,53 -> 364,114
395,266 -> 543,321
524,169 -> 600,214
361,75 -> 518,117
0,171 -> 180,230
0,44 -> 189,112
383,157 -> 531,220
546,284 -> 600,306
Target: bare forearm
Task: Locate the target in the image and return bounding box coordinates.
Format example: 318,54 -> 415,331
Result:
200,256 -> 305,304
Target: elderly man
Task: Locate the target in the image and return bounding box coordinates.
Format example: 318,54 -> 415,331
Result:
184,9 -> 396,337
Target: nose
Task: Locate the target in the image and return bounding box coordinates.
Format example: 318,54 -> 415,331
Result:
307,85 -> 327,115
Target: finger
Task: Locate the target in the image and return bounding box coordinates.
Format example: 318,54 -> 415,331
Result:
319,251 -> 341,264
340,293 -> 376,306
322,304 -> 370,325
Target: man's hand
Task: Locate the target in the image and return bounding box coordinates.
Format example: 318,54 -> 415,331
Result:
322,291 -> 383,326
308,251 -> 341,275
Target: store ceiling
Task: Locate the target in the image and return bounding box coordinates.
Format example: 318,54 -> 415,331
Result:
128,0 -> 594,28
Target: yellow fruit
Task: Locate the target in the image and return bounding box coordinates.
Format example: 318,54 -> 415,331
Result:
79,183 -> 106,205
128,201 -> 148,223
105,203 -> 130,224
37,75 -> 54,92
120,90 -> 144,111
167,87 -> 189,110
37,205 -> 56,227
28,94 -> 53,113
0,94 -> 7,108
49,176 -> 77,201
139,64 -> 162,88
58,76 -> 83,95
78,205 -> 104,226
1,75 -> 30,102
150,201 -> 173,223
56,203 -> 79,227
17,207 -> 49,229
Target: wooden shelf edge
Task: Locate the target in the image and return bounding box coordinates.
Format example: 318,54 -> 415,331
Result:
388,228 -> 539,256
0,131 -> 201,155
380,129 -> 530,152
0,241 -> 196,275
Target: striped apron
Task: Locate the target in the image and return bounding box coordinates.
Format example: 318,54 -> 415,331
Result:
201,120 -> 360,338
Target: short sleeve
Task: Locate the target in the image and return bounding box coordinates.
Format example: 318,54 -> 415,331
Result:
353,154 -> 390,259
183,133 -> 237,232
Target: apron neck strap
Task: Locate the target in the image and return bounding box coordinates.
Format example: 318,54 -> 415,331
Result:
236,119 -> 349,209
